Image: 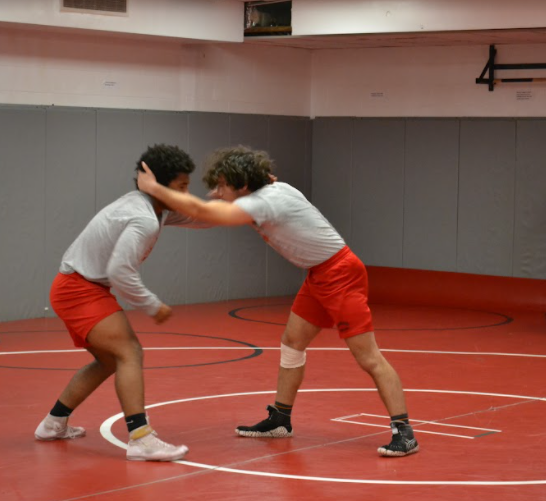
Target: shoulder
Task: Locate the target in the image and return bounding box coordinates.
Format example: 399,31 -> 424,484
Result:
258,182 -> 299,196
111,192 -> 160,233
245,182 -> 284,199
112,191 -> 156,216
254,182 -> 304,202
275,182 -> 302,194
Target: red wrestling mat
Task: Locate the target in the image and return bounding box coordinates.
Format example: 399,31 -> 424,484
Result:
0,268 -> 545,501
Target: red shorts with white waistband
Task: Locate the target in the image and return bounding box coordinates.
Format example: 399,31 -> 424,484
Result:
291,246 -> 374,338
49,272 -> 123,348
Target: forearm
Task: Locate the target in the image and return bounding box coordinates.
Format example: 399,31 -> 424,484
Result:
107,220 -> 163,316
148,183 -> 252,226
108,265 -> 162,316
149,183 -> 205,219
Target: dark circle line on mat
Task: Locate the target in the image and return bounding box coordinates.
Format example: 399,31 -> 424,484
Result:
0,331 -> 263,371
227,304 -> 513,331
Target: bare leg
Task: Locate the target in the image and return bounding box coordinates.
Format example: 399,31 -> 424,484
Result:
345,331 -> 407,416
34,311 -> 140,442
45,311 -> 142,415
85,311 -> 144,416
275,311 -> 321,405
39,310 -> 188,459
236,312 -> 321,437
57,346 -> 116,410
347,332 -> 419,456
86,312 -> 188,461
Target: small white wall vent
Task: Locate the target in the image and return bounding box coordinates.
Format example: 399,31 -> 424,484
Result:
62,0 -> 127,15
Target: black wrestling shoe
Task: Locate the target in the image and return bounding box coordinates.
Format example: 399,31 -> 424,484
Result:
236,405 -> 293,438
377,422 -> 419,457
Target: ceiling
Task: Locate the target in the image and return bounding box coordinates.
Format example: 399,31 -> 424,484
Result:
243,28 -> 546,50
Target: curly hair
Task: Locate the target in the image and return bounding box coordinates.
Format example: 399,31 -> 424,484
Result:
135,144 -> 195,188
202,146 -> 274,192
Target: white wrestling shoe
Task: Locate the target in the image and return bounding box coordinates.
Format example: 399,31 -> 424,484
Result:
35,414 -> 86,441
126,428 -> 188,462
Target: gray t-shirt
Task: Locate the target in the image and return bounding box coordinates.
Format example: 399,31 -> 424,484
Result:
59,190 -> 202,316
234,182 -> 346,269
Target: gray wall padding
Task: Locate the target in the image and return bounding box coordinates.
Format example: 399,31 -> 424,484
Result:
351,118 -> 406,267
1,107 -> 544,322
312,117 -> 546,280
0,108 -> 47,321
457,119 -> 516,276
513,119 -> 546,279
0,107 -> 307,321
404,119 -> 459,271
312,118 -> 353,243
45,108 -> 97,312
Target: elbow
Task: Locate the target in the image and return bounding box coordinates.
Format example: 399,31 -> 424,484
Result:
106,265 -> 122,289
183,203 -> 208,222
171,201 -> 199,220
191,200 -> 208,220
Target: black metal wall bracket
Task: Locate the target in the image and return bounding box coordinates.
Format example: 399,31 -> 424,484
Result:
475,44 -> 546,91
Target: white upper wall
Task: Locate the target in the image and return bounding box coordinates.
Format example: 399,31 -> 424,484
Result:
293,0 -> 546,35
311,44 -> 546,117
0,25 -> 312,115
3,0 -> 545,40
0,0 -> 545,117
192,44 -> 312,116
0,0 -> 243,42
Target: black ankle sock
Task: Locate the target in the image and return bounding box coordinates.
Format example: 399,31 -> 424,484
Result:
50,400 -> 73,418
390,413 -> 409,425
125,413 -> 148,433
274,401 -> 293,416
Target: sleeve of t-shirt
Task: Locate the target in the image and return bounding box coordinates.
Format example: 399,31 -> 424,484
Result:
233,193 -> 274,226
106,217 -> 162,316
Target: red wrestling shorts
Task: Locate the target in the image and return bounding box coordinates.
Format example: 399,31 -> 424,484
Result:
49,272 -> 123,348
291,246 -> 374,338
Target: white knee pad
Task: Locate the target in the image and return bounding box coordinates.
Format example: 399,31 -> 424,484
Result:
280,342 -> 306,369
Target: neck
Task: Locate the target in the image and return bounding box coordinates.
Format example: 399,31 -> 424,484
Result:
151,198 -> 166,216
140,191 -> 165,215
